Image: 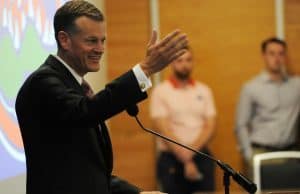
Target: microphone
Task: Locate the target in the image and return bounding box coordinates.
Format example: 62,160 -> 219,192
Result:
126,105 -> 257,194
126,104 -> 139,117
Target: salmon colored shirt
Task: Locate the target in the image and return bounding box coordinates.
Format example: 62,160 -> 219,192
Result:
150,78 -> 216,151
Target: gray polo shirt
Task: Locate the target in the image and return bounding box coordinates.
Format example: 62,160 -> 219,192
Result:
235,72 -> 300,160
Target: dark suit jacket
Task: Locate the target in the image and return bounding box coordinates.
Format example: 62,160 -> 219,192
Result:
15,55 -> 147,194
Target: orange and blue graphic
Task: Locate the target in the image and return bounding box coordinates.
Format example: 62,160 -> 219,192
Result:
0,0 -> 67,180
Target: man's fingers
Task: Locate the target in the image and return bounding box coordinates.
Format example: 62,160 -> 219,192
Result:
147,30 -> 158,47
142,29 -> 188,76
169,49 -> 187,62
164,33 -> 188,53
158,29 -> 181,47
164,37 -> 188,59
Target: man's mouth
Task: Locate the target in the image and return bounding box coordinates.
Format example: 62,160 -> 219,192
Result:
88,55 -> 102,61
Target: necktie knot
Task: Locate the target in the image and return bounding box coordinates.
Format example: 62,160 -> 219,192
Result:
81,79 -> 94,98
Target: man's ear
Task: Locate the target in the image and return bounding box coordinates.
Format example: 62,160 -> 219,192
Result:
57,31 -> 71,50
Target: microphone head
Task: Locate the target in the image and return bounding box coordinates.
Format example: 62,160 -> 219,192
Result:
126,105 -> 139,117
233,172 -> 257,193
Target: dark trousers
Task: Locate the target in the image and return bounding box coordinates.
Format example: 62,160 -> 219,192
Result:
157,149 -> 215,194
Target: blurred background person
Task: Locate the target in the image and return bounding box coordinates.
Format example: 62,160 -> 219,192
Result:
235,37 -> 300,177
150,47 -> 217,194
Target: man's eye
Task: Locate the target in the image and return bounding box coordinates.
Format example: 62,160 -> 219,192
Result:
86,39 -> 98,43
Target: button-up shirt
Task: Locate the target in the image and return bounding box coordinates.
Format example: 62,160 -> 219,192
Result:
235,71 -> 300,159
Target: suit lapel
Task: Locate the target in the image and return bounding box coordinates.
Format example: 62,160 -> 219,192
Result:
43,55 -> 83,93
43,55 -> 113,172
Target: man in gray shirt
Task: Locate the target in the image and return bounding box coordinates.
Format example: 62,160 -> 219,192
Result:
235,37 -> 300,175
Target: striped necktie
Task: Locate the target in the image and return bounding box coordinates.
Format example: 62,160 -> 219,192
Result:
81,79 -> 94,98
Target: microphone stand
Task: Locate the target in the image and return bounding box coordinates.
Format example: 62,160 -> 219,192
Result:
133,116 -> 257,194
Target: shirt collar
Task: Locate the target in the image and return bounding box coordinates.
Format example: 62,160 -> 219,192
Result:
52,54 -> 83,85
169,76 -> 195,88
260,71 -> 289,83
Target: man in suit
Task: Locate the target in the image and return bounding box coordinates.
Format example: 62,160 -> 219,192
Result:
15,1 -> 188,194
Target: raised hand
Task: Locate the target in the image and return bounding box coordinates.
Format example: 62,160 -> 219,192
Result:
140,29 -> 188,77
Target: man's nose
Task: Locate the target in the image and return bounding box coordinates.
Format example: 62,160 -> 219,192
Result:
94,43 -> 105,53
